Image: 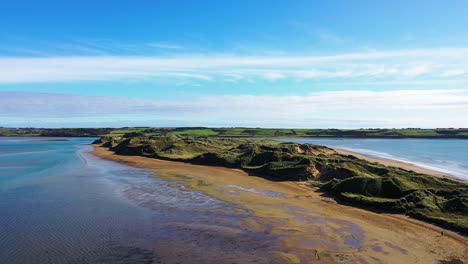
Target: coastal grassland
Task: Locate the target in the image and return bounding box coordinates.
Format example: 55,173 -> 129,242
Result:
106,127 -> 150,136
170,128 -> 219,136
120,127 -> 468,138
2,127 -> 468,138
0,127 -> 113,137
95,134 -> 468,234
0,128 -> 41,136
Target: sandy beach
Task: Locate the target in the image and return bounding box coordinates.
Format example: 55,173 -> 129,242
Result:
334,148 -> 467,183
92,145 -> 467,263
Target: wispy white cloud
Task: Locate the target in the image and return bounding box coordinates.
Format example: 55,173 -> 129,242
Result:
440,69 -> 467,77
401,63 -> 433,77
1,47 -> 468,83
148,42 -> 184,49
1,89 -> 467,128
262,72 -> 286,81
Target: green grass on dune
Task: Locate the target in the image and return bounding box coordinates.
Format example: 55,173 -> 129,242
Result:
95,134 -> 468,234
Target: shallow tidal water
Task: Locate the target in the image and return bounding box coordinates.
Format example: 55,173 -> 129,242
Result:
0,138 -> 281,264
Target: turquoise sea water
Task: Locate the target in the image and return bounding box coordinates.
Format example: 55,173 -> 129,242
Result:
0,137 -> 280,264
278,138 -> 468,180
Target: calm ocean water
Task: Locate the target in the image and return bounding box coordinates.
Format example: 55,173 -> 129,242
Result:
278,138 -> 468,180
0,137 -> 280,264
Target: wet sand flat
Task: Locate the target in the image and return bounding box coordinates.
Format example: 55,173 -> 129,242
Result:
92,145 -> 468,264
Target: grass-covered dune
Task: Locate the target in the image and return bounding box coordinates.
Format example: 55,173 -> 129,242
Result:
95,134 -> 468,233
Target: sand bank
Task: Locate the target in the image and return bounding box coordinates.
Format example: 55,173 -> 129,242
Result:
92,145 -> 467,264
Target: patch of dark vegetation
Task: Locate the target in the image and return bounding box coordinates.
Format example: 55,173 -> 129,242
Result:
96,134 -> 468,234
439,257 -> 465,264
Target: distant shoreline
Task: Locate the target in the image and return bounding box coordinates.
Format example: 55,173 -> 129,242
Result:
2,127 -> 468,139
333,148 -> 466,182
2,135 -> 468,139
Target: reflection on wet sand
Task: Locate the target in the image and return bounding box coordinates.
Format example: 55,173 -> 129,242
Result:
89,156 -> 284,263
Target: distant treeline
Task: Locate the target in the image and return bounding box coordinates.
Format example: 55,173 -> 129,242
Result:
2,127 -> 468,138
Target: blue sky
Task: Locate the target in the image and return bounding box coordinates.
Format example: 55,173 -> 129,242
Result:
1,0 -> 468,127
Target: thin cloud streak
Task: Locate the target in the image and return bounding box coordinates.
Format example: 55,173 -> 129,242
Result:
148,42 -> 184,49
2,47 -> 468,83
